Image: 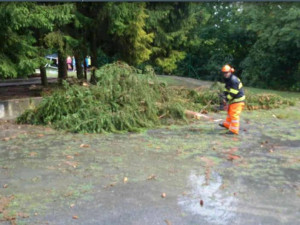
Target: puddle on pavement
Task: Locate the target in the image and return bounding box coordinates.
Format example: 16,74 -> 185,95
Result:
178,171 -> 237,225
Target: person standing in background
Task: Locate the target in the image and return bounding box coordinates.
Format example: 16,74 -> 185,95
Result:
72,56 -> 76,71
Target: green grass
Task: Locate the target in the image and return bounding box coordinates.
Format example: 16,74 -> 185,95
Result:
157,76 -> 184,86
159,76 -> 300,100
245,87 -> 300,99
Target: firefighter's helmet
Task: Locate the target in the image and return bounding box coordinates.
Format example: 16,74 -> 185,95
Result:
221,65 -> 234,73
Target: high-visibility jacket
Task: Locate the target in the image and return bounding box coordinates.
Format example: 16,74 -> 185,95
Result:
224,74 -> 245,104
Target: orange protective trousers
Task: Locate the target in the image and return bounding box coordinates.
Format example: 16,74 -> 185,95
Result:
223,102 -> 245,134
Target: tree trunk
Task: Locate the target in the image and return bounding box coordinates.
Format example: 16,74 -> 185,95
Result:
40,65 -> 48,87
90,32 -> 97,84
90,67 -> 96,84
74,53 -> 83,80
36,29 -> 48,87
58,51 -> 68,84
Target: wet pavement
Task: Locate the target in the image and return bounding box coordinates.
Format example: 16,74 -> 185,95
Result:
0,103 -> 299,225
0,98 -> 42,120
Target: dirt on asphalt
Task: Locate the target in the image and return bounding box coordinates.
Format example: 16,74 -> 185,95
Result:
0,77 -> 299,225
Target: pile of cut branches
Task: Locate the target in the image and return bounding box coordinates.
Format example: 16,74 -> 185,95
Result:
18,62 -> 184,133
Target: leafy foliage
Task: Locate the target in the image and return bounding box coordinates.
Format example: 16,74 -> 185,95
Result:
145,3 -> 195,74
0,2 -> 299,91
0,3 -> 74,79
104,3 -> 154,65
176,3 -> 256,81
0,3 -> 39,78
241,3 -> 300,90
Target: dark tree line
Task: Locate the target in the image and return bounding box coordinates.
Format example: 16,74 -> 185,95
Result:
0,2 -> 299,90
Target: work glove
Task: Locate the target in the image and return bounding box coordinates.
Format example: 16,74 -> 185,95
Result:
223,103 -> 228,111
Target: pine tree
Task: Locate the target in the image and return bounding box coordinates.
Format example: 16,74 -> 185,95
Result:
145,3 -> 195,74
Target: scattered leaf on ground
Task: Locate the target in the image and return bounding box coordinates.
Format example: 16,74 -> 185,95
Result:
104,182 -> 117,189
147,175 -> 157,180
80,144 -> 90,148
66,155 -> 74,159
64,192 -> 74,197
17,212 -> 29,218
165,219 -> 172,225
109,182 -> 117,187
176,149 -> 183,155
3,184 -> 8,188
227,154 -> 241,161
29,152 -> 37,157
0,196 -> 14,213
161,193 -> 166,198
64,161 -> 78,168
200,199 -> 204,207
72,215 -> 79,219
220,184 -> 227,189
227,147 -> 238,154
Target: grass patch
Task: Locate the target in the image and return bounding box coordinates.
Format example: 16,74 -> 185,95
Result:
159,76 -> 300,100
157,76 -> 183,86
245,87 -> 300,99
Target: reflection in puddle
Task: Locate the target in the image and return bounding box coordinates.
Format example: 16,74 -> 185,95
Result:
178,171 -> 237,225
0,104 -> 4,118
0,98 -> 41,120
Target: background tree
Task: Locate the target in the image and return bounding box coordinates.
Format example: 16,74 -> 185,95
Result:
104,2 -> 154,65
33,3 -> 74,86
241,3 -> 300,90
0,2 -> 40,78
44,4 -> 74,84
0,2 -> 299,91
145,2 -> 195,74
176,3 -> 256,81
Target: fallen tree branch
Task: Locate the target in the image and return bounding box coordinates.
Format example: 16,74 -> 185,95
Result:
184,110 -> 211,120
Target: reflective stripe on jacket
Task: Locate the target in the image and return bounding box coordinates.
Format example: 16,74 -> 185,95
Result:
223,74 -> 245,104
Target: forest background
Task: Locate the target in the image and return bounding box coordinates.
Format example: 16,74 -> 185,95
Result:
0,2 -> 299,91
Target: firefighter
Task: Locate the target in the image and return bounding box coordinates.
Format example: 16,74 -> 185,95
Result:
219,65 -> 245,135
